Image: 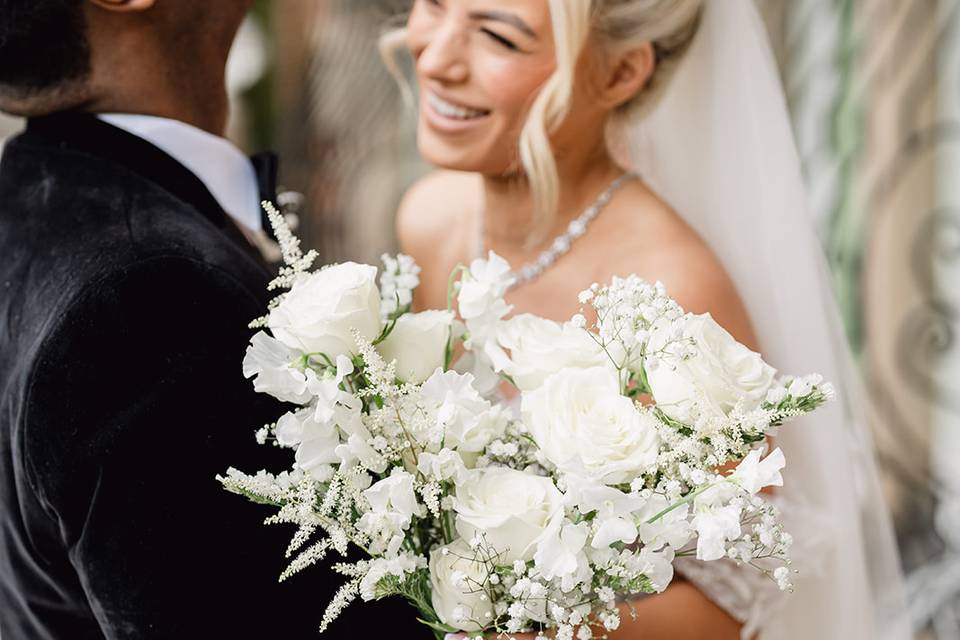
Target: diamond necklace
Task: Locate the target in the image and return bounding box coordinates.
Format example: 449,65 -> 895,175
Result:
476,171 -> 635,290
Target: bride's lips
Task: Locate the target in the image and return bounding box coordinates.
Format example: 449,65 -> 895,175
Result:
421,89 -> 492,134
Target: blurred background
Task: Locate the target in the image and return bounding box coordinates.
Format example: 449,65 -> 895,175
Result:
0,0 -> 955,637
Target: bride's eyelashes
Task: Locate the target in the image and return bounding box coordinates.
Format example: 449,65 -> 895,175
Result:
481,28 -> 520,51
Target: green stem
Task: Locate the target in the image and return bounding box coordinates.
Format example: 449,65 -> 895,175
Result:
446,264 -> 469,314
645,481 -> 724,524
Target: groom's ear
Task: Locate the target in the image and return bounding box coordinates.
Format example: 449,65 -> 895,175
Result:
88,0 -> 157,12
599,43 -> 656,110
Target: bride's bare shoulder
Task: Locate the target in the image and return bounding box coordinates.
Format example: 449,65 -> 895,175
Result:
395,170 -> 480,309
601,182 -> 758,348
396,170 -> 481,259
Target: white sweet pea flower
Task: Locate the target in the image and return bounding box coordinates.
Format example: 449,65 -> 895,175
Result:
306,355 -> 355,423
692,504 -> 742,561
458,251 -> 514,321
376,310 -> 454,383
293,412 -> 341,482
334,404 -> 388,474
452,349 -> 501,400
646,313 -> 776,423
533,519 -> 592,591
275,409 -> 307,448
787,376 -> 814,397
417,448 -> 467,483
522,367 -> 660,484
242,331 -> 312,404
633,547 -> 675,593
488,314 -> 611,391
363,469 -> 423,524
358,469 -> 425,556
457,403 -> 511,463
454,467 -> 563,563
730,447 -> 785,494
458,252 -> 514,356
268,262 -> 381,359
429,540 -> 494,632
593,515 -> 639,550
420,369 -> 492,450
635,495 -> 694,551
561,477 -> 645,549
272,407 -> 341,481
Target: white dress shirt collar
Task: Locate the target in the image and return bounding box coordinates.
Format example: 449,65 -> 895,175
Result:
97,113 -> 262,233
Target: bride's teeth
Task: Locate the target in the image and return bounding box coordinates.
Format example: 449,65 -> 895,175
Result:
429,94 -> 488,120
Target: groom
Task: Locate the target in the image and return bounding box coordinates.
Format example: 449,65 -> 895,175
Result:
0,1 -> 423,638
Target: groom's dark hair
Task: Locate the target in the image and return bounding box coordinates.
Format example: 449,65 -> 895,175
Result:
0,0 -> 90,96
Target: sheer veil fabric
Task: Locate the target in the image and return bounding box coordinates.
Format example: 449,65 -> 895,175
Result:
622,1 -> 910,638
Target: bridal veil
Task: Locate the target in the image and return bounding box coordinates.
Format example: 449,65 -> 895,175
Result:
623,1 -> 911,638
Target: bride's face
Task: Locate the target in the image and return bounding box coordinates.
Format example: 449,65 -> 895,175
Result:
406,0 -> 559,174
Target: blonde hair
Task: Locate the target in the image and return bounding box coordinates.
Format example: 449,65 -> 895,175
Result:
522,0 -> 703,240
381,0 -> 703,240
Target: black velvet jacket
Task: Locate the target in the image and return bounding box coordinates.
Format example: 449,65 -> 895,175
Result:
0,113 -> 425,639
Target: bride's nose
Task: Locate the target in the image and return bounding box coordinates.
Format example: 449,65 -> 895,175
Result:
415,23 -> 469,84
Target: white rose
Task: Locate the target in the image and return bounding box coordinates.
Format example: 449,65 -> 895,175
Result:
430,540 -> 495,632
489,314 -> 611,391
522,367 -> 660,485
454,467 -> 562,563
646,313 -> 776,423
268,262 -> 381,358
376,310 -> 454,383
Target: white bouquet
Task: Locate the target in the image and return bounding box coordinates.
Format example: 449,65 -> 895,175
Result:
221,204 -> 833,639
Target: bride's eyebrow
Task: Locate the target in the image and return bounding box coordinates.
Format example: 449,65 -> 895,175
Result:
468,9 -> 538,39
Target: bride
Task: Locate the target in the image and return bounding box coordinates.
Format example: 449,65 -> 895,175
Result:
384,0 -> 910,638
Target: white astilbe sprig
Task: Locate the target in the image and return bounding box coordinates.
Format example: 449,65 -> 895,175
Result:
218,467 -> 303,506
352,329 -> 404,401
286,523 -> 318,558
318,578 -> 361,633
249,201 -> 320,328
280,539 -> 332,582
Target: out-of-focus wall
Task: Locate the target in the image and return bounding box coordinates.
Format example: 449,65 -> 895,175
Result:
761,1 -> 955,637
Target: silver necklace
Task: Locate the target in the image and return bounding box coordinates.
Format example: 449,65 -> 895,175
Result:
476,172 -> 635,290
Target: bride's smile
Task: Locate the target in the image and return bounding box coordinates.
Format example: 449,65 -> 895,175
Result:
424,90 -> 491,130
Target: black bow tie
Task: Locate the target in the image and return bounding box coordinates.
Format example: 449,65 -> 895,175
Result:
250,151 -> 279,239
250,151 -> 278,203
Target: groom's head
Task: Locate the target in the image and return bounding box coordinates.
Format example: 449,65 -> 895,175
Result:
0,0 -> 253,132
